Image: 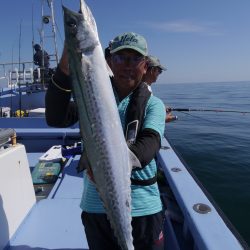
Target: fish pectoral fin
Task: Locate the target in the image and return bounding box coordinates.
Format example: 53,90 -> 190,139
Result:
106,62 -> 114,77
77,152 -> 95,182
129,149 -> 142,170
77,151 -> 89,173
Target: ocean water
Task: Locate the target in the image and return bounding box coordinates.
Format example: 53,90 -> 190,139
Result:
153,81 -> 250,246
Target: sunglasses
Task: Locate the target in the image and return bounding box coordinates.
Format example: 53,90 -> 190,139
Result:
157,68 -> 163,74
150,67 -> 162,74
112,54 -> 145,66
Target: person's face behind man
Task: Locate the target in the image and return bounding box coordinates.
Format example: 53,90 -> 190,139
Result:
144,67 -> 162,86
111,49 -> 148,97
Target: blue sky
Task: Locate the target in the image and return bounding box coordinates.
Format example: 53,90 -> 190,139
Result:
0,0 -> 250,84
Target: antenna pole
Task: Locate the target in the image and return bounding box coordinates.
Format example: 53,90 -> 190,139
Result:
18,19 -> 22,115
49,0 -> 59,64
32,1 -> 35,69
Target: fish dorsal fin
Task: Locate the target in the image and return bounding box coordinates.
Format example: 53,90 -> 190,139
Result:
77,151 -> 89,173
106,62 -> 114,77
128,148 -> 141,170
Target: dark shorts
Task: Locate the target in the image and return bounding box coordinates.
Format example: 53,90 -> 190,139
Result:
81,211 -> 164,250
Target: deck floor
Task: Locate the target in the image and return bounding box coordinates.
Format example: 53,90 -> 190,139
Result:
8,154 -> 88,250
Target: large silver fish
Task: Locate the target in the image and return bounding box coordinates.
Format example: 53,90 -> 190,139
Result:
63,1 -> 140,249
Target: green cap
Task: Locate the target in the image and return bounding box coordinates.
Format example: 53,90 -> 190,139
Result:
110,32 -> 148,56
148,55 -> 167,71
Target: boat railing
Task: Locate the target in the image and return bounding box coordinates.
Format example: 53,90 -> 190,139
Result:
158,137 -> 247,250
9,67 -> 34,87
1,62 -> 32,88
0,62 -> 54,90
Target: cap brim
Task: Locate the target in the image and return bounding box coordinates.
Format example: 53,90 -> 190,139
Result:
110,45 -> 147,56
159,65 -> 167,71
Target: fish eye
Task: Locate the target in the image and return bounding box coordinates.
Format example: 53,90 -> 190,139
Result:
66,19 -> 77,36
67,19 -> 77,29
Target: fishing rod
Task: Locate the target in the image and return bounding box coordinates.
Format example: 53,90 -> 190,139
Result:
18,19 -> 22,116
175,110 -> 227,126
32,1 -> 35,63
167,107 -> 250,114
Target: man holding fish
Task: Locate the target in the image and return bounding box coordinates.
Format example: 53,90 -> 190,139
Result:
45,1 -> 166,250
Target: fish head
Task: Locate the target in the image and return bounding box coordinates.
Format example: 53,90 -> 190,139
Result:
63,1 -> 99,55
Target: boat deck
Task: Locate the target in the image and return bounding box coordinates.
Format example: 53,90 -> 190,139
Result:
8,199 -> 87,250
1,130 -> 247,250
7,154 -> 88,250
